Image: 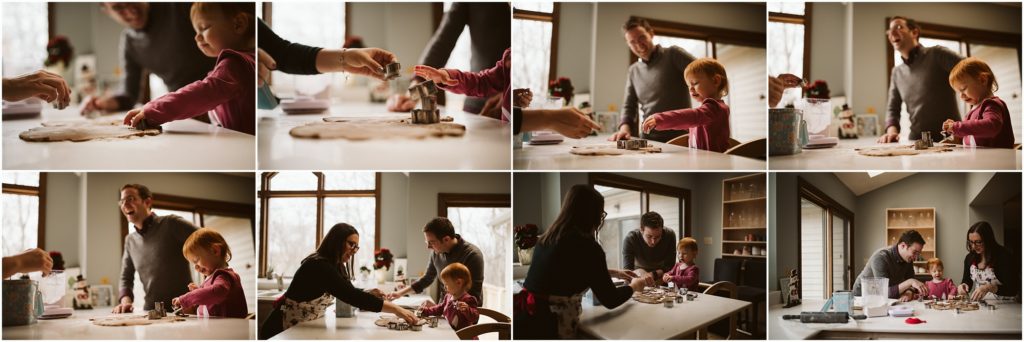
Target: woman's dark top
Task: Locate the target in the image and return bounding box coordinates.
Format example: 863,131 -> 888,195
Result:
523,231 -> 633,307
513,107 -> 522,135
257,19 -> 322,75
961,245 -> 1020,297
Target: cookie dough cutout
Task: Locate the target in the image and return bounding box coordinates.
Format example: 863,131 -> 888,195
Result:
289,116 -> 465,140
19,118 -> 161,142
856,144 -> 954,157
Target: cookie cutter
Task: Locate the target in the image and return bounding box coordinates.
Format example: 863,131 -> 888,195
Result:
384,62 -> 401,80
616,139 -> 649,150
410,323 -> 423,331
675,295 -> 684,304
388,321 -> 398,330
148,302 -> 167,320
409,80 -> 441,124
663,299 -> 674,308
914,131 -> 933,150
427,316 -> 439,328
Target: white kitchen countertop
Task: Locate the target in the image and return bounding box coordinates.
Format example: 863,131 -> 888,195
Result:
769,137 -> 1021,170
578,291 -> 750,339
258,103 -> 510,170
514,135 -> 766,170
1,306 -> 254,340
270,301 -> 456,340
3,109 -> 255,170
769,298 -> 1022,340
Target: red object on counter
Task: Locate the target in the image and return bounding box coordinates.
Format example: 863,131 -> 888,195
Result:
905,317 -> 926,324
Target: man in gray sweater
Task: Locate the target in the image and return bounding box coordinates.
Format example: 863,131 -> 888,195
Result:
112,184 -> 197,313
852,230 -> 930,301
81,2 -> 215,115
610,18 -> 696,143
386,217 -> 485,304
622,212 -> 677,283
878,16 -> 964,143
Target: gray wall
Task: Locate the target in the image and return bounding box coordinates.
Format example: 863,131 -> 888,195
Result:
53,2 -> 128,89
349,2 -> 435,74
555,2 -> 594,95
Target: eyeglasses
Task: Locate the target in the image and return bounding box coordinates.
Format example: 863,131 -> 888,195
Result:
600,211 -> 608,221
968,239 -> 984,246
885,25 -> 911,36
118,196 -> 139,205
346,241 -> 360,251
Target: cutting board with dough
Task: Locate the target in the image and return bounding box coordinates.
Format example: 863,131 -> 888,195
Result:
19,118 -> 161,142
288,115 -> 465,140
90,314 -> 186,327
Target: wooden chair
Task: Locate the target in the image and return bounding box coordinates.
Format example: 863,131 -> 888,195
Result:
724,138 -> 767,160
457,322 -> 511,340
477,307 -> 511,323
697,281 -> 740,339
666,134 -> 742,150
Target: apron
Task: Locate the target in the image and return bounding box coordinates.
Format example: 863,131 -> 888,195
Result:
277,293 -> 334,330
515,289 -> 584,338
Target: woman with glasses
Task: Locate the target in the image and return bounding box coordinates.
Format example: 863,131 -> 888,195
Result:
958,221 -> 1019,301
513,185 -> 650,339
259,223 -> 417,339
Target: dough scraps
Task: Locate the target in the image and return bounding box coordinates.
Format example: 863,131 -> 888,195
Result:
632,287 -> 676,304
19,118 -> 161,142
90,314 -> 186,327
288,116 -> 464,140
856,144 -> 954,157
569,144 -> 662,156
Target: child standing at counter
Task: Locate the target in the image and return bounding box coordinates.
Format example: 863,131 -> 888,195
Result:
420,262 -> 480,333
663,237 -> 700,291
925,257 -> 958,299
123,2 -> 255,135
171,228 -> 248,318
642,58 -> 731,152
942,57 -> 1014,148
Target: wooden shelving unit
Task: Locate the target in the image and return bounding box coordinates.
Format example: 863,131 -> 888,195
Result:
885,207 -> 936,276
722,173 -> 767,258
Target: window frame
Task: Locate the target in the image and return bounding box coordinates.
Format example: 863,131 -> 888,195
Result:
2,173 -> 47,251
588,173 -> 691,237
768,3 -> 812,82
512,3 -> 560,82
883,17 -> 1022,88
258,172 -> 381,278
796,177 -> 855,299
626,16 -> 767,65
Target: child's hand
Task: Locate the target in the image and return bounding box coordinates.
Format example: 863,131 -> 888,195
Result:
340,48 -> 397,81
942,119 -> 956,133
171,297 -> 181,308
123,108 -> 147,128
413,65 -> 457,86
456,301 -> 469,312
641,116 -> 658,134
187,282 -> 198,292
661,273 -> 672,284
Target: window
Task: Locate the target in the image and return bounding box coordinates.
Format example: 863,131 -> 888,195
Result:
627,17 -> 768,141
512,2 -> 559,97
798,178 -> 854,300
589,173 -> 690,271
120,193 -> 257,313
768,3 -> 810,108
884,19 -> 1023,143
2,172 -> 46,262
259,172 -> 380,279
439,193 -> 511,315
2,2 -> 48,77
263,3 -> 346,96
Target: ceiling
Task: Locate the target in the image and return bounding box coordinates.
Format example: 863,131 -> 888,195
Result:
834,172 -> 916,196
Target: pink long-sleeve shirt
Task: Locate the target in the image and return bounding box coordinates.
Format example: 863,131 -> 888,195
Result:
439,48 -> 511,122
649,98 -> 731,152
143,49 -> 255,135
951,96 -> 1014,148
666,262 -> 700,291
925,278 -> 958,299
421,292 -> 479,333
176,268 -> 248,318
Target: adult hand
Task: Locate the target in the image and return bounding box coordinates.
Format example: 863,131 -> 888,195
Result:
957,283 -> 970,296
2,70 -> 71,109
112,297 -> 134,313
608,269 -> 637,282
942,119 -> 956,133
257,48 -> 276,86
877,126 -> 900,143
479,94 -> 503,120
80,95 -> 119,116
340,48 -> 396,81
768,74 -> 801,108
538,107 -> 600,139
4,248 -> 53,278
513,88 -> 533,108
902,278 -> 929,298
898,290 -> 915,302
386,94 -> 417,112
413,65 -> 457,86
970,284 -> 995,301
628,277 -> 647,293
608,125 -> 632,141
123,108 -> 147,128
394,306 -> 419,325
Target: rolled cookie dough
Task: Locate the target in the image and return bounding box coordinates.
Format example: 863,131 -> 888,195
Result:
288,116 -> 464,140
856,144 -> 954,157
19,118 -> 161,142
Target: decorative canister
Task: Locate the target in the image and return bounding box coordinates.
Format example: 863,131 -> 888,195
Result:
769,108 -> 803,155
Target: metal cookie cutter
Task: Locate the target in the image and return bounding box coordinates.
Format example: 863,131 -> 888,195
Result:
616,139 -> 649,150
409,80 -> 441,124
148,302 -> 167,320
914,131 -> 934,150
383,62 -> 401,80
427,316 -> 440,328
